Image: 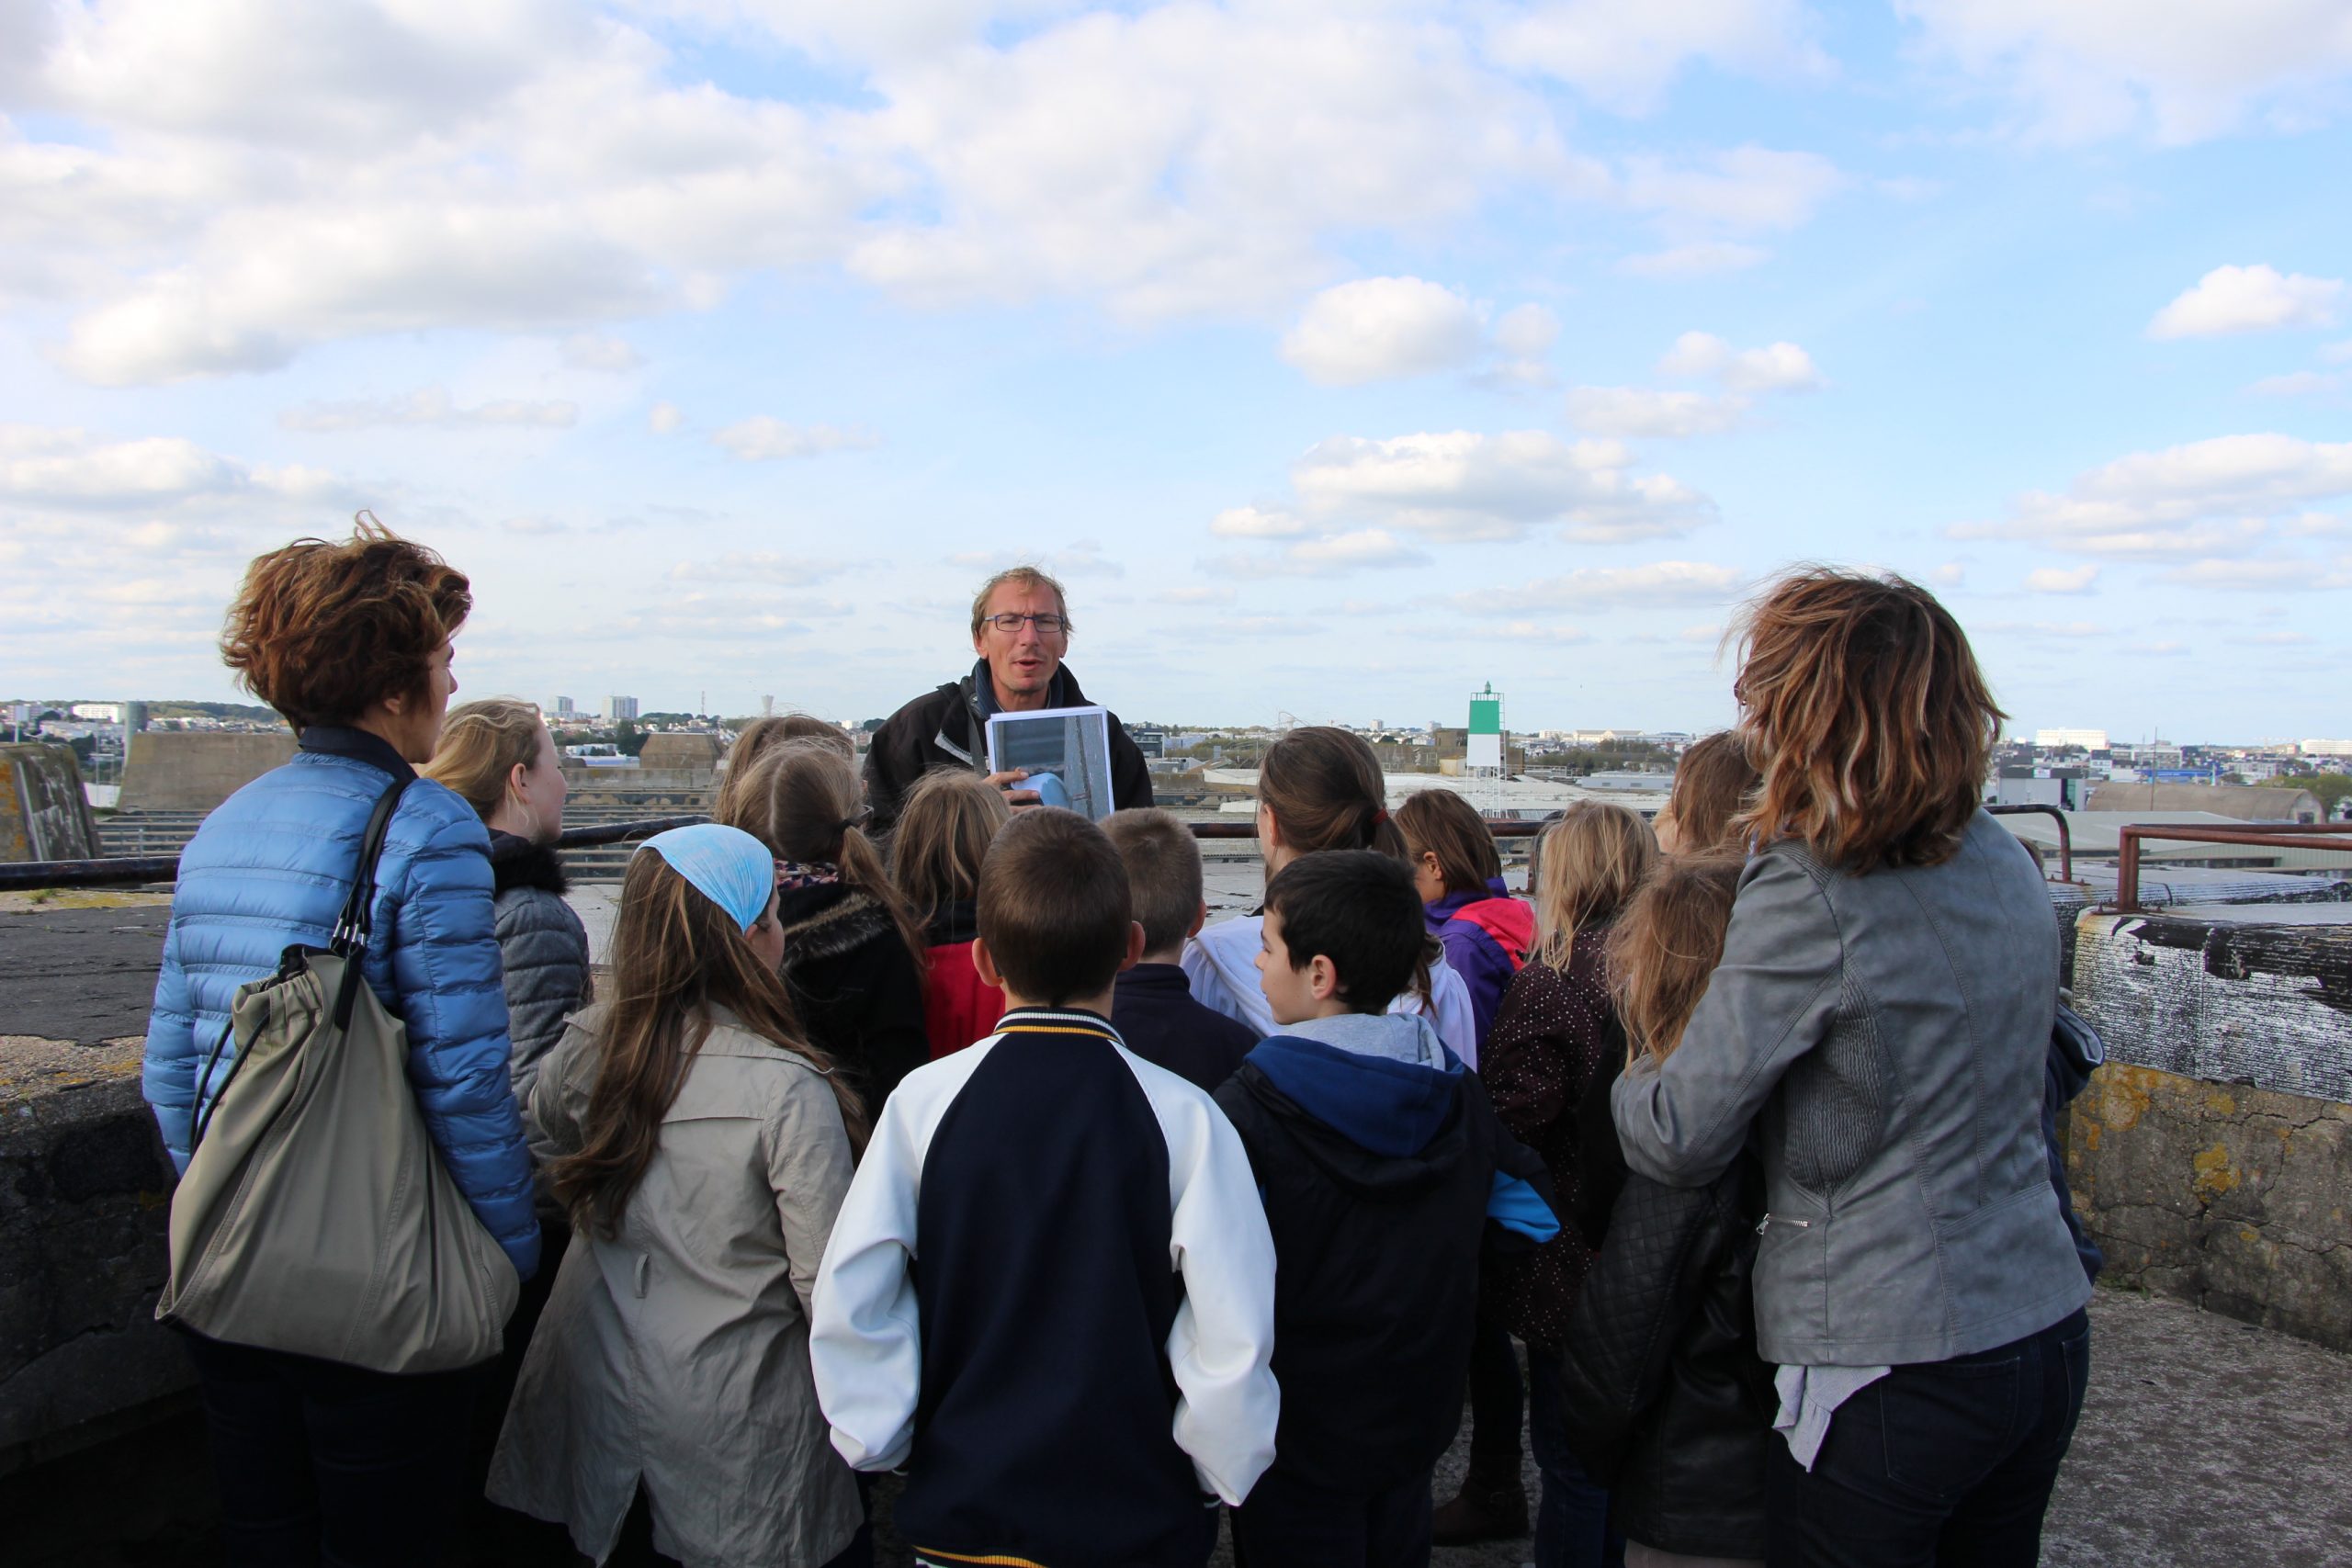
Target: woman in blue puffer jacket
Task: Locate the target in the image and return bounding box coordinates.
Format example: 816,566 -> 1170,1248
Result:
142,518 -> 538,1568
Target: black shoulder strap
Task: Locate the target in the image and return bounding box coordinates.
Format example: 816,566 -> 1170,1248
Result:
330,777 -> 413,1029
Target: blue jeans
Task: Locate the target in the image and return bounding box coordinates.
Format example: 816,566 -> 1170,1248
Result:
1768,1308 -> 2091,1568
1526,1348 -> 1626,1568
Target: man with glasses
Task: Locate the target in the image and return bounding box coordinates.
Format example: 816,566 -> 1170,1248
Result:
864,565 -> 1156,833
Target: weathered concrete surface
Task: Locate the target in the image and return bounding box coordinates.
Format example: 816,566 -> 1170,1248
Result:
118,730 -> 292,813
7,1288 -> 2342,1567
0,899 -> 184,1473
2074,908 -> 2352,1102
0,1034 -> 185,1472
0,744 -> 98,863
635,732 -> 725,770
2069,1064 -> 2352,1348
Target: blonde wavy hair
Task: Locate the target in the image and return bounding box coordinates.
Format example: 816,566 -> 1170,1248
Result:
1532,801 -> 1656,972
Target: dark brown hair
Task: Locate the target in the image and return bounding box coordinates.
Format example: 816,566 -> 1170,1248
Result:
1102,807 -> 1205,955
1666,731 -> 1762,855
548,852 -> 865,1235
976,807 -> 1132,1005
1606,854 -> 1743,1066
1264,851 -> 1437,1015
220,513 -> 469,731
1730,568 -> 2003,873
1532,801 -> 1655,972
1259,726 -> 1407,860
720,741 -> 926,970
890,769 -> 1011,926
712,716 -> 802,818
1395,788 -> 1502,896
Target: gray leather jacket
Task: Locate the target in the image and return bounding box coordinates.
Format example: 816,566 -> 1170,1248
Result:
1612,811 -> 2091,1367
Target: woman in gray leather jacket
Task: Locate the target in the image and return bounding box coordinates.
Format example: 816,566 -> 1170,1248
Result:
1611,569 -> 2093,1568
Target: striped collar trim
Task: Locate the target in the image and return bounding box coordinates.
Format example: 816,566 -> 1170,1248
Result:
992,1006 -> 1125,1046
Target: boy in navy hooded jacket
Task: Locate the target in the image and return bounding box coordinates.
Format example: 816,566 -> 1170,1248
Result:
1214,851 -> 1559,1567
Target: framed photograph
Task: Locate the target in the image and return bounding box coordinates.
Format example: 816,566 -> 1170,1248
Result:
985,704 -> 1117,820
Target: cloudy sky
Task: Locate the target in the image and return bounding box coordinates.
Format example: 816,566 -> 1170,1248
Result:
3,1 -> 2348,739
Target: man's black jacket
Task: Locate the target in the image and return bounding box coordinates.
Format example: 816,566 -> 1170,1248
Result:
863,660 -> 1154,833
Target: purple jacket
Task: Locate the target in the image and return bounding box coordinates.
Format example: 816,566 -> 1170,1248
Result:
1425,877 -> 1528,1054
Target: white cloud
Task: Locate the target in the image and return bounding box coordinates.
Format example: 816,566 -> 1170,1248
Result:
670,553 -> 843,585
1159,583 -> 1236,605
2148,265 -> 2343,340
1978,619 -> 2106,637
1489,621 -> 1592,644
0,423 -> 356,512
1286,430 -> 1714,544
648,401 -> 684,434
2024,565 -> 2100,594
1469,560 -> 1746,611
562,333 -> 644,371
1279,276 -> 1484,386
1621,145 -> 1845,234
1932,561 -> 1966,586
2324,340 -> 2352,365
711,417 -> 878,460
2246,371 -> 2346,398
1487,0 -> 1831,116
2158,556 -> 2352,591
1957,434 -> 2352,557
1898,0 -> 2352,145
949,540 -> 1126,579
1617,241 -> 1770,278
1210,529 -> 1430,580
1210,506 -> 1313,539
1565,387 -> 1748,438
1566,331 -> 1820,439
1658,331 -> 1822,390
278,386 -> 579,433
1493,304 -> 1561,360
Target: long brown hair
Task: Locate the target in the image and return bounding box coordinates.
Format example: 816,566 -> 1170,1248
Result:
723,740 -> 927,966
422,698 -> 544,820
1665,730 -> 1761,855
1533,801 -> 1656,972
1729,568 -> 2002,873
891,769 -> 1011,927
1395,788 -> 1501,896
1606,855 -> 1743,1066
711,716 -> 798,819
549,852 -> 866,1235
1259,726 -> 1407,859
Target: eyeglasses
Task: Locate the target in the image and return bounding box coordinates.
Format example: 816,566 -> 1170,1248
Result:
983,613 -> 1070,635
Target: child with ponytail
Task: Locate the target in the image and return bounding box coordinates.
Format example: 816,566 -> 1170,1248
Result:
1184,726 -> 1477,1060
722,741 -> 931,1105
490,825 -> 869,1568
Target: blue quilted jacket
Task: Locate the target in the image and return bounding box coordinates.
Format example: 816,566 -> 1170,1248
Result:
142,727 -> 541,1279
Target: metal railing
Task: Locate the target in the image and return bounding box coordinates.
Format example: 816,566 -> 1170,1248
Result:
0,814 -> 714,893
2113,821 -> 2352,913
1984,804 -> 2073,882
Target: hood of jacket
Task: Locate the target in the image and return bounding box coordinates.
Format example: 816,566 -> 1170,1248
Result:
488,829 -> 569,897
1429,879 -> 1535,959
1238,1024 -> 1471,1199
777,878 -> 896,967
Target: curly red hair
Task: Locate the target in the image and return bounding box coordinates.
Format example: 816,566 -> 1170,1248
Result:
220,514 -> 470,731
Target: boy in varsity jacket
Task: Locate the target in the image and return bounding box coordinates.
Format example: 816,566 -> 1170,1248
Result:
1214,851 -> 1560,1567
810,808 -> 1280,1568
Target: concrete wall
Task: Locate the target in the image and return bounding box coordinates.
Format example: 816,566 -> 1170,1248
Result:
118,731 -> 293,813
2068,908 -> 2352,1348
0,1038 -> 185,1472
0,746 -> 97,863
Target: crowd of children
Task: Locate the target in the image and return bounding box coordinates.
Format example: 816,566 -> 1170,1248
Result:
143,527 -> 2093,1568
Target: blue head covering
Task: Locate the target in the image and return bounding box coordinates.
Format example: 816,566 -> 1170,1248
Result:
639,824 -> 775,932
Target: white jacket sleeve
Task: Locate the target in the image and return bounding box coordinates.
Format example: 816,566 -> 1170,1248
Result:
808,1050 -> 977,1472
1182,916 -> 1277,1038
1419,957 -> 1479,1070
1124,1051 -> 1281,1504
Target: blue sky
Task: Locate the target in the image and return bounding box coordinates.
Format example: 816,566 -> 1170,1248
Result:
2,1 -> 2348,740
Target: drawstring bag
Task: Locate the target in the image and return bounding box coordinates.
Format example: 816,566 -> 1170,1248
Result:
156,778 -> 519,1373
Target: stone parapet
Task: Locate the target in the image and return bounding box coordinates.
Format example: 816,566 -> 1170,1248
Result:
118,731 -> 293,814
2068,906 -> 2352,1348
0,745 -> 97,863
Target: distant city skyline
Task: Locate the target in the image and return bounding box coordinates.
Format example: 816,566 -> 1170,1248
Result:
3,5 -> 2348,739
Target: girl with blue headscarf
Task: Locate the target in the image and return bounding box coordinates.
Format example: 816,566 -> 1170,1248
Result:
491,825 -> 874,1567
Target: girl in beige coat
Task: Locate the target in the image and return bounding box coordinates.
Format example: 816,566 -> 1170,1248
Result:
491,825 -> 869,1567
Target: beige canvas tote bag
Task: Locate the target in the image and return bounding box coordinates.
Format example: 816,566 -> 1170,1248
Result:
156,778 -> 520,1373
